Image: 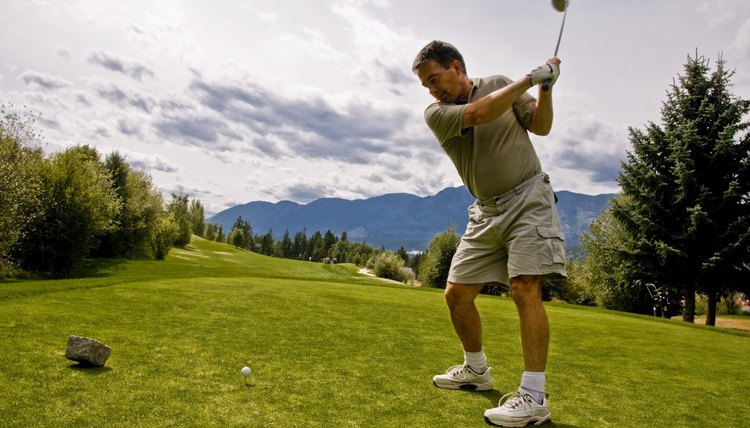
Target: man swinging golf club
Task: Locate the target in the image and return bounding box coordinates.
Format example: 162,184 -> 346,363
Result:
412,39 -> 566,426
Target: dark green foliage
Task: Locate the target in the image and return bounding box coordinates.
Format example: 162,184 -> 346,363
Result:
418,226 -> 459,288
610,53 -> 750,323
15,146 -> 120,275
395,246 -> 409,263
308,231 -> 324,261
95,152 -> 166,259
0,108 -> 198,276
188,199 -> 205,238
151,212 -> 178,260
276,230 -> 293,258
228,217 -> 253,250
322,229 -> 337,257
292,229 -> 309,260
0,106 -> 45,273
167,194 -> 192,247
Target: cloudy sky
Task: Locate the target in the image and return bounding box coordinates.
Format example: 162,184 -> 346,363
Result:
2,0 -> 749,215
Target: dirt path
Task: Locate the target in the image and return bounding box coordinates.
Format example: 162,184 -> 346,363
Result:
692,316 -> 750,332
357,268 -> 420,286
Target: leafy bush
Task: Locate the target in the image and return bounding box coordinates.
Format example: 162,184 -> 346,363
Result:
368,252 -> 410,283
0,106 -> 45,273
418,227 -> 459,288
152,213 -> 179,260
14,146 -> 120,276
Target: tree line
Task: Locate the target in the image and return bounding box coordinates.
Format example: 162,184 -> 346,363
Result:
199,216 -> 421,283
0,105 -> 203,277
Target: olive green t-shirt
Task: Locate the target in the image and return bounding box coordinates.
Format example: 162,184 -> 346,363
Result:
424,75 -> 542,200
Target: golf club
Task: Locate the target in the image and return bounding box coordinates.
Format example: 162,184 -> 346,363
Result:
542,0 -> 568,91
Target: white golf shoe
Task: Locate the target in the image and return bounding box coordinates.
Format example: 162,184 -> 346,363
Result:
483,387 -> 551,427
432,364 -> 493,391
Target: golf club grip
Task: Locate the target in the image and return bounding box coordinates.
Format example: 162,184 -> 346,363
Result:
542,78 -> 551,91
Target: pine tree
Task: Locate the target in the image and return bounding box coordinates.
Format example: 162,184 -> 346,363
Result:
278,230 -> 293,258
613,53 -> 750,324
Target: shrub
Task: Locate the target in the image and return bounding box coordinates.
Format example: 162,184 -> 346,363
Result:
368,252 -> 410,283
418,227 -> 459,288
152,213 -> 179,260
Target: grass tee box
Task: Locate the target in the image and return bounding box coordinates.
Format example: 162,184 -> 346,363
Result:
0,237 -> 747,427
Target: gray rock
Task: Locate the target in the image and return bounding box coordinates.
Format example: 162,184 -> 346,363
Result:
65,336 -> 111,367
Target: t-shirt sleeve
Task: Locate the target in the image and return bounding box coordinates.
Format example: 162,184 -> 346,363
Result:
512,91 -> 536,130
424,102 -> 469,147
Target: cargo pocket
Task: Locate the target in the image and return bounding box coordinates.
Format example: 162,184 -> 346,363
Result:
537,226 -> 566,266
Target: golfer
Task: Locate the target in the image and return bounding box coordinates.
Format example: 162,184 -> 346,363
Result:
412,40 -> 567,426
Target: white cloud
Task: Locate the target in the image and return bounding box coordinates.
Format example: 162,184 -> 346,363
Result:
1,0 -> 748,214
88,50 -> 155,81
18,70 -> 72,90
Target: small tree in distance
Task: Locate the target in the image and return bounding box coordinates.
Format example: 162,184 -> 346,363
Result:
419,226 -> 460,288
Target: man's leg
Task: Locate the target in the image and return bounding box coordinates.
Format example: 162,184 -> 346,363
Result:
509,275 -> 549,373
444,281 -> 485,352
483,275 -> 551,426
432,281 -> 493,391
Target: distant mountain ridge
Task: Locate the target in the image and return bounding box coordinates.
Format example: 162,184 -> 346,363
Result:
209,187 -> 615,252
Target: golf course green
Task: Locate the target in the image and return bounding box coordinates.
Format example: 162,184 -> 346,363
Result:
1,237 -> 747,427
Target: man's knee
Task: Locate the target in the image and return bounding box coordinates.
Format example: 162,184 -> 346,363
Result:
509,275 -> 542,304
444,282 -> 482,307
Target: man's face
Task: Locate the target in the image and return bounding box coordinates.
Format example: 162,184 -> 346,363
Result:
417,59 -> 467,103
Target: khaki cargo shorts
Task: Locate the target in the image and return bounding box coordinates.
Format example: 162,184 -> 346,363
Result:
448,172 -> 567,286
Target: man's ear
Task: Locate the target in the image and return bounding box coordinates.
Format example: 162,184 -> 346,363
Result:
450,59 -> 463,75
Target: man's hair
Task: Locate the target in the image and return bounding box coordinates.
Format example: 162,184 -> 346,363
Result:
411,40 -> 467,74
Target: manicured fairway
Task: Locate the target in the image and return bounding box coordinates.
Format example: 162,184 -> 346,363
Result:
1,237 -> 747,427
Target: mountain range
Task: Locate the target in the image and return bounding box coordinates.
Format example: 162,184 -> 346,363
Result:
209,186 -> 615,253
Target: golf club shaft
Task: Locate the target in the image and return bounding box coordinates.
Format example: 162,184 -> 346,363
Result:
542,5 -> 567,91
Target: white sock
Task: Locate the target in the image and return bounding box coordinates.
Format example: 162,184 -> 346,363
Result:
463,349 -> 487,373
520,371 -> 546,404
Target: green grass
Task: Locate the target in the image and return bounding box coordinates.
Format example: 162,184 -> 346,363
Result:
1,237 -> 747,427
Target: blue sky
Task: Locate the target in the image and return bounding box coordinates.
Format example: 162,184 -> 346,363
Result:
1,0 -> 749,214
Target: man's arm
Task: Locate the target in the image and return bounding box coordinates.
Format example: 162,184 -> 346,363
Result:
528,57 -> 561,136
463,58 -> 560,133
528,87 -> 553,136
462,78 -> 533,129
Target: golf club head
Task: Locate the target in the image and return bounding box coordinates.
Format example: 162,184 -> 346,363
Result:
552,0 -> 567,12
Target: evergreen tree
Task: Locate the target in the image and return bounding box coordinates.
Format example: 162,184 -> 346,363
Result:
188,199 -> 206,238
613,53 -> 750,324
293,229 -> 308,260
97,152 -> 165,259
167,194 -> 192,247
260,230 -> 274,255
229,217 -> 253,250
278,230 -> 293,258
308,231 -> 324,261
230,228 -> 245,249
322,229 -> 338,258
215,224 -> 225,242
204,223 -> 216,241
396,246 -> 409,263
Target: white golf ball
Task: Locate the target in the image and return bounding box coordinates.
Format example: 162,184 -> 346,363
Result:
241,366 -> 252,376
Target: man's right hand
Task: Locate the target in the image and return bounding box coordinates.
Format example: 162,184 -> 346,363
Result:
528,64 -> 560,86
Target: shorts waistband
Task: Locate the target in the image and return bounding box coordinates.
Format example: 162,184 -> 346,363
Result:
477,172 -> 549,207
